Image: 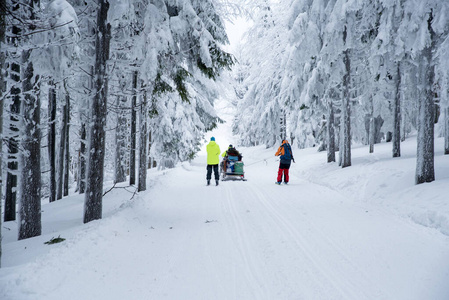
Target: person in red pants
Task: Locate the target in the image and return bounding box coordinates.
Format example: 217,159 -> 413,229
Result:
275,140 -> 294,184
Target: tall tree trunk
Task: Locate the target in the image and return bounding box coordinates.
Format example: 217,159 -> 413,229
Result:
327,99 -> 335,163
445,107 -> 449,155
340,26 -> 351,168
79,123 -> 86,193
48,81 -> 57,202
114,95 -> 127,183
63,85 -> 70,196
148,130 -> 153,169
368,95 -> 375,153
444,76 -> 449,155
416,11 -> 435,184
19,0 -> 42,239
280,109 -> 286,141
392,62 -> 401,157
4,16 -> 21,222
84,0 -> 111,223
0,0 -> 6,265
130,70 -> 138,185
138,90 -> 148,192
57,97 -> 67,200
78,4 -> 96,194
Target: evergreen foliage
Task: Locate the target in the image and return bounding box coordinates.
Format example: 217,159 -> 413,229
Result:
232,0 -> 448,180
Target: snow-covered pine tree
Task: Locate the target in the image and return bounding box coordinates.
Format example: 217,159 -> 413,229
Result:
321,0 -> 339,161
72,0 -> 95,194
19,0 -> 42,240
108,0 -> 137,184
405,0 -> 449,184
340,24 -> 352,168
0,0 -> 5,266
442,76 -> 449,155
63,82 -> 70,197
282,0 -> 330,149
48,82 -> 56,202
42,0 -> 79,200
83,0 -> 111,223
233,0 -> 287,147
138,90 -> 148,191
354,0 -> 380,154
114,91 -> 128,184
392,61 -> 401,157
130,70 -> 138,184
415,9 -> 436,184
323,0 -> 359,168
141,0 -> 233,167
326,94 -> 336,162
57,90 -> 68,200
369,0 -> 404,157
433,3 -> 449,155
4,0 -> 21,222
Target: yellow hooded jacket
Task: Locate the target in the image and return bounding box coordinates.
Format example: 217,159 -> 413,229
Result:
207,141 -> 221,165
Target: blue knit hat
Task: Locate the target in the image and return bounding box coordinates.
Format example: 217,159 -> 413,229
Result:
211,137 -> 215,141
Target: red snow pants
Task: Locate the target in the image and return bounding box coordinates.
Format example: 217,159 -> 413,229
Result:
277,162 -> 291,183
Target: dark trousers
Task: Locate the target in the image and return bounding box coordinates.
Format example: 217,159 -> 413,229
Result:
207,164 -> 219,181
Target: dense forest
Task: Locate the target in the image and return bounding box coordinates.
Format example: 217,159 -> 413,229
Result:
233,0 -> 449,175
0,0 -> 448,267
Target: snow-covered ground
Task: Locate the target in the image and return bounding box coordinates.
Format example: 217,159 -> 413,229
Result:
1,103 -> 449,299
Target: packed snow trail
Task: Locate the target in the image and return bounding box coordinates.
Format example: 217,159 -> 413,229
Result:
1,144 -> 449,299
135,151 -> 448,300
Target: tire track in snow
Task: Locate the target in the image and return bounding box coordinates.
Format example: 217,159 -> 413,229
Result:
219,184 -> 268,299
245,182 -> 385,300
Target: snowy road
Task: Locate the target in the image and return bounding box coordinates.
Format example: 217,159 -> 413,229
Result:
135,152 -> 449,300
1,144 -> 449,300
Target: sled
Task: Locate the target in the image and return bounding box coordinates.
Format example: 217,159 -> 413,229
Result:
220,155 -> 247,181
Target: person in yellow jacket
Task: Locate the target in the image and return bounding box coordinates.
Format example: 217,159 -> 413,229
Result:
206,137 -> 221,186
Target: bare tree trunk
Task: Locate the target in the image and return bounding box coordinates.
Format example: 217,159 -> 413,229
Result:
340,26 -> 351,168
79,7 -> 96,195
148,130 -> 154,169
327,99 -> 335,163
84,0 -> 111,223
130,70 -> 138,185
445,107 -> 449,155
0,0 -> 6,265
280,109 -> 286,141
57,96 -> 67,200
416,11 -> 435,184
63,84 -> 70,196
79,123 -> 86,193
138,91 -> 148,192
368,95 -> 375,153
19,0 -> 42,239
392,62 -> 401,157
4,15 -> 21,222
114,95 -> 127,183
444,78 -> 449,155
48,81 -> 57,202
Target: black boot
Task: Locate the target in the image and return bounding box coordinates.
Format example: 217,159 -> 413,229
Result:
207,180 -> 210,186
216,180 -> 219,186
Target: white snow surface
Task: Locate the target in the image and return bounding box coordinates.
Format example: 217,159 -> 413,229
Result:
1,102 -> 449,299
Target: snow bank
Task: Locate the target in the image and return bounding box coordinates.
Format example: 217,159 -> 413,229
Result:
291,135 -> 449,237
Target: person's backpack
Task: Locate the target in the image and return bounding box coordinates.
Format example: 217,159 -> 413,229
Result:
281,144 -> 292,160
